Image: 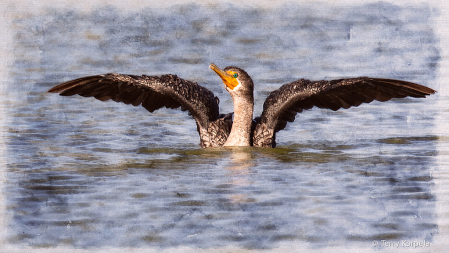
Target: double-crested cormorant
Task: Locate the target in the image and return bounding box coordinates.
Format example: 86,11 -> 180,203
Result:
48,64 -> 436,148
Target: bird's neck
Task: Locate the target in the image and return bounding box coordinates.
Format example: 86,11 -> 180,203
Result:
224,95 -> 254,147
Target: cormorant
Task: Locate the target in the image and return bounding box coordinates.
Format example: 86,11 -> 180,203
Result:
48,63 -> 436,148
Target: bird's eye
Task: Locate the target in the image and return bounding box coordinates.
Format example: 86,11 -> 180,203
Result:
233,73 -> 238,78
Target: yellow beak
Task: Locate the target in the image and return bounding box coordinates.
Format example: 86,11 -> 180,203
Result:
210,63 -> 239,90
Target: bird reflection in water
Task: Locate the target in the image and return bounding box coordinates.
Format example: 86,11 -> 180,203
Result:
224,148 -> 255,204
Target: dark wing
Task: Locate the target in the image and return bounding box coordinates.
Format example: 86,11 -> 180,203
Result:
253,77 -> 436,147
48,73 -> 220,129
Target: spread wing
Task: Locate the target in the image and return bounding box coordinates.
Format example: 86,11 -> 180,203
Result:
253,77 -> 436,147
48,73 -> 220,130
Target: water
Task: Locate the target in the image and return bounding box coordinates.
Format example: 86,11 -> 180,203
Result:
1,1 -> 448,251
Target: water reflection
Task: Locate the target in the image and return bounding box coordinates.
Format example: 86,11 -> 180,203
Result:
6,135 -> 437,248
224,148 -> 254,204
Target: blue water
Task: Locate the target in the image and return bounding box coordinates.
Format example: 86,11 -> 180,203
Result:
2,2 -> 443,250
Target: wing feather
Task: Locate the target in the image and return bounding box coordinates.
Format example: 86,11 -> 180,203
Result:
253,77 -> 435,147
48,73 -> 220,129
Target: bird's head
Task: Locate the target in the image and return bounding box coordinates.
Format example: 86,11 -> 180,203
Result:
210,63 -> 254,99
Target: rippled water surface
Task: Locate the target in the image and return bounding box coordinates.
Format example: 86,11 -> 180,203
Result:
1,1 -> 448,251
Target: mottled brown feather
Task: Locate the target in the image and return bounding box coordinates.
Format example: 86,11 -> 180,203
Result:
48,73 -> 220,131
253,77 -> 436,147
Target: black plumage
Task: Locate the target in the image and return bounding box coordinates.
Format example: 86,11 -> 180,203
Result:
254,77 -> 435,147
48,67 -> 436,148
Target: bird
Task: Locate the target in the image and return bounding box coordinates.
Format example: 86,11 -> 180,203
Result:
48,63 -> 436,148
